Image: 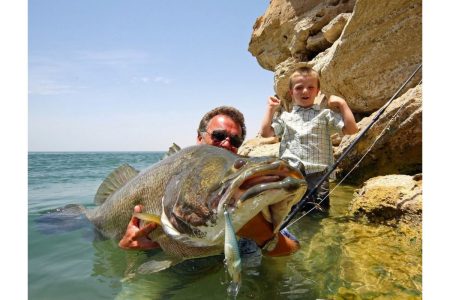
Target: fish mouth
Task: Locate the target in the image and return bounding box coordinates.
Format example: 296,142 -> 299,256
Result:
217,159 -> 306,234
239,174 -> 289,190
239,176 -> 302,201
223,160 -> 303,207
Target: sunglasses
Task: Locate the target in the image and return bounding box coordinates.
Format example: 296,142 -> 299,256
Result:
205,130 -> 243,148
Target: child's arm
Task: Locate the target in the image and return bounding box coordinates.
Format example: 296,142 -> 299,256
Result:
328,95 -> 358,135
260,96 -> 280,137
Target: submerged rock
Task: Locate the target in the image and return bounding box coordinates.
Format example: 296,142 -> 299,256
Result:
349,174 -> 422,231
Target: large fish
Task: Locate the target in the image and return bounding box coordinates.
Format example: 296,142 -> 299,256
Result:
86,144 -> 306,272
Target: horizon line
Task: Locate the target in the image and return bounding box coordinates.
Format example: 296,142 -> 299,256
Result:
28,150 -> 166,153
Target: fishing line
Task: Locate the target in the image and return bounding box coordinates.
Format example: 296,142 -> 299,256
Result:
284,78 -> 422,229
280,64 -> 422,230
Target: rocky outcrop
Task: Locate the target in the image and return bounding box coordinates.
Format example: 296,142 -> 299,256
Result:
246,0 -> 422,185
335,84 -> 422,184
321,13 -> 351,44
249,0 -> 356,72
244,3 -> 422,288
349,174 -> 422,229
319,0 -> 422,113
249,0 -> 356,111
238,136 -> 279,157
250,0 -> 421,114
238,142 -> 277,158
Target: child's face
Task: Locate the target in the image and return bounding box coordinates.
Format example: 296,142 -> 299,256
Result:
289,75 -> 319,108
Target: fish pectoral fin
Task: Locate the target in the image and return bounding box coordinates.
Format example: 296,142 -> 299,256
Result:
137,257 -> 182,274
94,164 -> 139,205
133,213 -> 162,225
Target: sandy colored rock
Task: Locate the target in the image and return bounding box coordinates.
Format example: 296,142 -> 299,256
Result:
349,174 -> 422,237
320,0 -> 422,113
238,137 -> 280,157
249,0 -> 356,71
321,13 -> 352,43
256,0 -> 421,114
335,84 -> 422,184
306,31 -> 332,53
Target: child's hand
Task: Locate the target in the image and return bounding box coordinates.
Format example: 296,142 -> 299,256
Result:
327,95 -> 346,110
268,96 -> 281,110
327,95 -> 358,135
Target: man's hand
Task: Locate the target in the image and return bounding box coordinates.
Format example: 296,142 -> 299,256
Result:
118,205 -> 160,250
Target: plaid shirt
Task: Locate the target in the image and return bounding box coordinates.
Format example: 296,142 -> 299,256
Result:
272,104 -> 344,174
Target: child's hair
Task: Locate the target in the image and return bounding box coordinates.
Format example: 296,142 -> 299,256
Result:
288,67 -> 321,89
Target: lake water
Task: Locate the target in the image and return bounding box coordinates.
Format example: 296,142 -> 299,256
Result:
28,152 -> 422,299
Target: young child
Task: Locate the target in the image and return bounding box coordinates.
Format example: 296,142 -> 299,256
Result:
260,66 -> 358,211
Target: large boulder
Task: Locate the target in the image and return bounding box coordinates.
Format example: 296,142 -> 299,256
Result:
334,84 -> 422,184
349,174 -> 422,229
250,0 -> 421,114
249,0 -> 356,72
238,136 -> 279,157
320,0 -> 422,113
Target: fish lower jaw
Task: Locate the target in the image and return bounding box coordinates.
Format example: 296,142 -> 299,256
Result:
233,190 -> 300,232
218,160 -> 303,213
219,177 -> 304,214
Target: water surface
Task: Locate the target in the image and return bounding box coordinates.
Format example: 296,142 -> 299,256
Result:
28,152 -> 421,299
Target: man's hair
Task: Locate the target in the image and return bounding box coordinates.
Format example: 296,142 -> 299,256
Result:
288,66 -> 321,89
197,106 -> 246,140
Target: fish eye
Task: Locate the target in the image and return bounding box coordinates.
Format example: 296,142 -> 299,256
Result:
233,158 -> 246,169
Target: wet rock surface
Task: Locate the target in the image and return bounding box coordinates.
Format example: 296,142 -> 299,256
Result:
349,174 -> 422,234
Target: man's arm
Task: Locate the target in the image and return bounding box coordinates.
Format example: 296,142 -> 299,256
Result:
328,95 -> 358,135
118,205 -> 161,250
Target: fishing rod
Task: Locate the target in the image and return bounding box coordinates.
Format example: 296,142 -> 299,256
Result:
280,63 -> 422,230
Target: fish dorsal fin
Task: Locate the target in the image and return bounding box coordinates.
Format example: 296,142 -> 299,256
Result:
94,163 -> 139,205
162,143 -> 181,159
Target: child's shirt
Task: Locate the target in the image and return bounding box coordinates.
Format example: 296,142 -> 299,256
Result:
272,104 -> 344,175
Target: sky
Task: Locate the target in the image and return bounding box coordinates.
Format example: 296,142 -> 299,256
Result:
28,0 -> 273,151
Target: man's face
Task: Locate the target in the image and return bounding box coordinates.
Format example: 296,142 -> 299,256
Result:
290,75 -> 320,108
197,114 -> 243,154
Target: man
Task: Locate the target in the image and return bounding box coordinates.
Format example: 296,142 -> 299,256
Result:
119,106 -> 299,257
